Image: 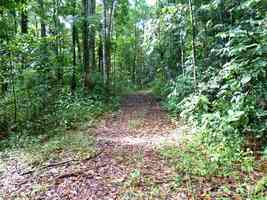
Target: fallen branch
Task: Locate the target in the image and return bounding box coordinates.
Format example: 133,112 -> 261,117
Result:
55,171 -> 94,180
55,171 -> 83,179
21,150 -> 103,176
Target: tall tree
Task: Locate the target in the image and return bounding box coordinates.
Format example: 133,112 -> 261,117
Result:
71,0 -> 77,95
189,0 -> 197,90
38,0 -> 46,37
83,0 -> 92,91
102,0 -> 116,89
89,0 -> 96,71
20,9 -> 28,34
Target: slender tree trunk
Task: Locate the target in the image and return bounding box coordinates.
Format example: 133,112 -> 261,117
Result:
76,32 -> 82,66
11,10 -> 17,35
34,16 -> 39,37
132,24 -> 137,84
189,0 -> 197,90
89,0 -> 96,70
102,0 -> 115,89
38,0 -> 46,37
8,49 -> 17,124
113,30 -> 116,82
71,1 -> 77,95
21,9 -> 28,34
83,0 -> 92,91
102,0 -> 107,85
180,32 -> 184,76
20,8 -> 28,71
53,0 -> 61,83
98,36 -> 103,74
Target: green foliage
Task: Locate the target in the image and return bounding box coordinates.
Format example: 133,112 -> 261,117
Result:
253,176 -> 267,197
0,130 -> 96,166
151,79 -> 168,98
157,0 -> 267,145
27,132 -> 96,164
54,93 -> 108,129
160,135 -> 254,177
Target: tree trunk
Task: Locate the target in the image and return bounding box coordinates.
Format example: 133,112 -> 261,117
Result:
83,0 -> 92,91
76,31 -> 82,66
189,0 -> 197,90
21,9 -> 28,34
98,36 -> 103,75
102,0 -> 115,89
180,32 -> 184,76
52,0 -> 63,86
38,0 -> 46,37
102,0 -> 107,85
89,0 -> 96,71
71,1 -> 77,95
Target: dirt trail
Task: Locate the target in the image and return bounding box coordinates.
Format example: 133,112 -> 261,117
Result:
1,92 -> 186,200
96,92 -> 180,146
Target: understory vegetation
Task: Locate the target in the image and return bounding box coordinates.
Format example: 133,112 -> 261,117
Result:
149,0 -> 267,197
0,0 -> 266,198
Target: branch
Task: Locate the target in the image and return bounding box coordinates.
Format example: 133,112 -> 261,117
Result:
21,150 -> 103,176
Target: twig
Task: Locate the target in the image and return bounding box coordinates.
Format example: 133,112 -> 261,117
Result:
55,171 -> 83,179
21,150 -> 103,176
186,173 -> 195,200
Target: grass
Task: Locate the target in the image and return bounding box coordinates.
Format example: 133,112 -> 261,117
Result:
158,135 -> 267,199
0,129 -> 96,169
26,131 -> 96,165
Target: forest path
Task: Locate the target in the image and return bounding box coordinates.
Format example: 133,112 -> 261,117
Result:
95,91 -> 181,147
49,91 -> 185,199
77,91 -> 186,199
1,92 -> 188,200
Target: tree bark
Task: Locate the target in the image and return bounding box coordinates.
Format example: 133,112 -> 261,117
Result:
21,9 -> 28,34
102,0 -> 116,89
83,0 -> 92,91
89,0 -> 96,71
102,0 -> 107,85
98,36 -> 103,74
71,1 -> 77,95
189,0 -> 197,90
38,0 -> 46,37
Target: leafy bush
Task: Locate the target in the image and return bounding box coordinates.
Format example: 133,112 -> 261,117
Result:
160,135 -> 254,177
163,75 -> 194,114
54,93 -> 108,129
166,3 -> 267,146
151,79 -> 169,98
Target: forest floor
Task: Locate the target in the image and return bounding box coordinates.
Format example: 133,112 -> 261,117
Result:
0,91 -> 191,200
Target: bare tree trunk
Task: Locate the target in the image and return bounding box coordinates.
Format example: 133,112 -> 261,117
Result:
189,0 -> 197,90
83,0 -> 92,91
21,9 -> 28,34
76,32 -> 82,65
102,0 -> 107,85
71,1 -> 77,95
20,8 -> 28,72
89,0 -> 96,70
132,24 -> 137,84
9,52 -> 17,124
102,0 -> 116,89
98,36 -> 103,74
38,0 -> 46,37
180,32 -> 185,76
11,10 -> 18,35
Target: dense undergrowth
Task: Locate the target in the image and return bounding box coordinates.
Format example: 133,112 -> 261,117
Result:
150,0 -> 267,198
0,84 -> 121,164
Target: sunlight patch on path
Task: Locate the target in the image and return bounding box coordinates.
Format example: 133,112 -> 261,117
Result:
97,128 -> 186,147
